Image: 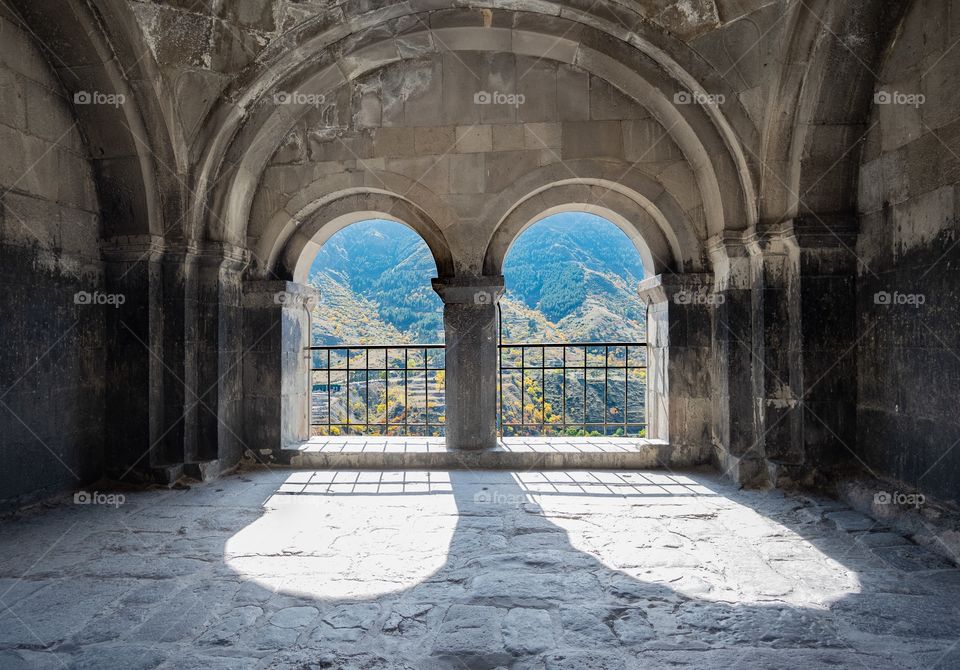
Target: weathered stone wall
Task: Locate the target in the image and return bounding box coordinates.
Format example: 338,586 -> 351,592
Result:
0,9 -> 104,506
857,0 -> 960,505
250,54 -> 700,275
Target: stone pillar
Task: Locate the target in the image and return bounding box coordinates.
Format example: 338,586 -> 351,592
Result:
155,247 -> 189,469
756,223 -> 804,483
432,276 -> 505,450
709,232 -> 767,486
637,274 -> 713,457
189,244 -> 248,468
242,281 -> 318,458
152,243 -> 250,478
104,240 -> 254,481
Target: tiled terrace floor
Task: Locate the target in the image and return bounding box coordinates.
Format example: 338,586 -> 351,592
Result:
0,467 -> 958,668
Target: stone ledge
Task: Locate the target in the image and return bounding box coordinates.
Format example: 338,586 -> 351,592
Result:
285,437 -> 707,470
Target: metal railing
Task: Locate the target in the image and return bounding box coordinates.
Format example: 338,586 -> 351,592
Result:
308,342 -> 647,438
497,343 -> 647,437
308,345 -> 446,437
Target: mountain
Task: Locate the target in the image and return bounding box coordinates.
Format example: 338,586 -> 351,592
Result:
498,214 -> 646,343
309,220 -> 444,345
308,214 -> 647,345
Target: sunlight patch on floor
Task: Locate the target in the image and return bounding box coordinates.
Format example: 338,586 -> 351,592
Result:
527,472 -> 862,607
224,471 -> 459,599
224,470 -> 861,606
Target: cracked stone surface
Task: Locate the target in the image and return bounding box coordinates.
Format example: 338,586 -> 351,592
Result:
0,467 -> 958,668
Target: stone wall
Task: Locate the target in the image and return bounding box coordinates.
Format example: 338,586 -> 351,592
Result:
856,0 -> 960,505
250,54 -> 701,275
0,9 -> 104,506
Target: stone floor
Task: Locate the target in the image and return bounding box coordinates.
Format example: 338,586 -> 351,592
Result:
0,467 -> 959,669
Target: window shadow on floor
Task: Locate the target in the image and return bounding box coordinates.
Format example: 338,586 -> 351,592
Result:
0,468 -> 958,669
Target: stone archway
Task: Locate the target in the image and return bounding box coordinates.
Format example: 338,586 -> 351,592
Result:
242,196 -> 457,456
173,1 -> 896,483
480,173 -> 700,277
255,188 -> 457,282
482,184 -> 712,457
494,210 -> 649,440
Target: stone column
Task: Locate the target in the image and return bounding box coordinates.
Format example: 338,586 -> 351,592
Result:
637,274 -> 713,458
756,223 -> 804,483
191,243 -> 249,468
242,281 -> 318,459
709,232 -> 767,486
157,246 -> 191,469
432,276 -> 505,450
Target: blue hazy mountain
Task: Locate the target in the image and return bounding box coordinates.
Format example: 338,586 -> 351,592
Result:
309,214 -> 647,345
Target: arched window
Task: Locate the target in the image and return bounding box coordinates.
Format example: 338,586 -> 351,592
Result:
499,212 -> 648,437
306,219 -> 444,437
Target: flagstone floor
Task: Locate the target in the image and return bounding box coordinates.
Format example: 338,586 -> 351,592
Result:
0,466 -> 958,669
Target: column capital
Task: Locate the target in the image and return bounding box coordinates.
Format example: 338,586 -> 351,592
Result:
637,273 -> 713,306
101,234 -> 165,262
161,241 -> 250,273
194,241 -> 251,272
243,280 -> 319,309
706,229 -> 762,259
755,221 -> 800,256
707,230 -> 761,290
431,275 -> 505,305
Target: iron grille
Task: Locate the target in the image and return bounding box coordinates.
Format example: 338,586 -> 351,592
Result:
497,342 -> 647,437
307,342 -> 647,438
308,345 -> 446,437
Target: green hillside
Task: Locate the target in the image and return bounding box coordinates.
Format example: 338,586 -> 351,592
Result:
308,214 -> 646,345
